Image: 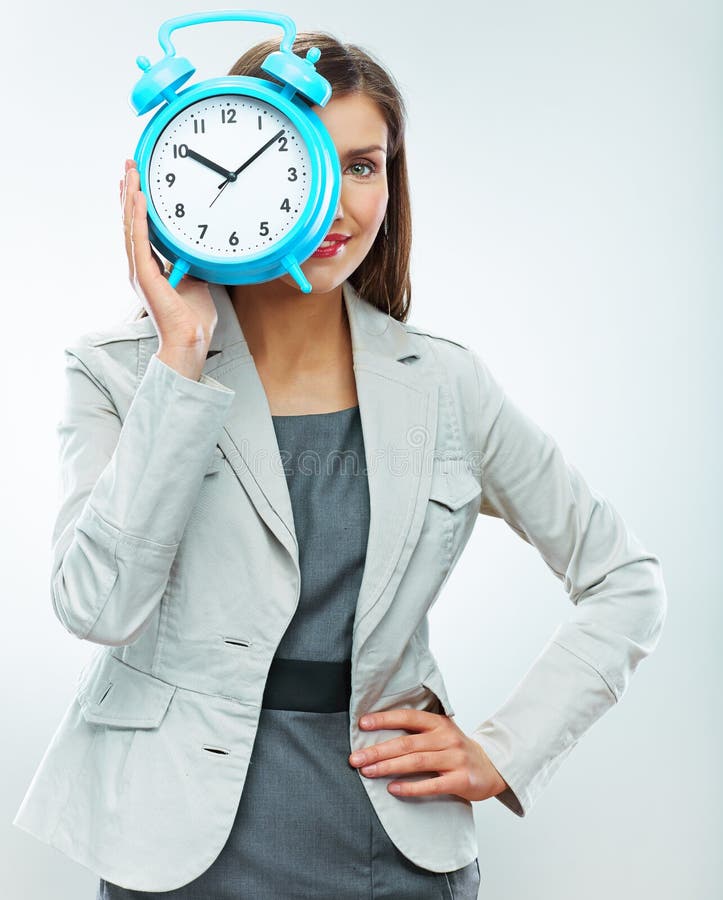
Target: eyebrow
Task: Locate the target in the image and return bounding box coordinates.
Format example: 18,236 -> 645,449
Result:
342,145 -> 387,157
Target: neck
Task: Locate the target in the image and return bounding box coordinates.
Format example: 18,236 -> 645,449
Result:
229,279 -> 349,374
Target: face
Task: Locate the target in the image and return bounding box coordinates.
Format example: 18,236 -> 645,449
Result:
280,91 -> 389,293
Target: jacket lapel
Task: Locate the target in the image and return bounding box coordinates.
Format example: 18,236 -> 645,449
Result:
200,280 -> 440,651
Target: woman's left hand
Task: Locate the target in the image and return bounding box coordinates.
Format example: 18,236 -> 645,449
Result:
348,709 -> 510,802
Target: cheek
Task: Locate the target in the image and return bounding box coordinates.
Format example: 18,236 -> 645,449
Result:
343,183 -> 388,231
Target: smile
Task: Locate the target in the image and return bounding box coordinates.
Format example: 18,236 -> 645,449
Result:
311,237 -> 350,259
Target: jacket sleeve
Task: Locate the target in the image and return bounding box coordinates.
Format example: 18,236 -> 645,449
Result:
467,349 -> 668,818
50,345 -> 235,646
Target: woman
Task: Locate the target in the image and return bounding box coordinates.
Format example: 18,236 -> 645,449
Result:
13,32 -> 667,900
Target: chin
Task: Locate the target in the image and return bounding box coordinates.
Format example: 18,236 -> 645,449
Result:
296,264 -> 355,295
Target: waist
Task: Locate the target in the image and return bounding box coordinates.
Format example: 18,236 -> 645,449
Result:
261,657 -> 352,712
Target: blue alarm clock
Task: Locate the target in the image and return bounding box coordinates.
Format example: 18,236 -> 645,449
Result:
129,9 -> 342,292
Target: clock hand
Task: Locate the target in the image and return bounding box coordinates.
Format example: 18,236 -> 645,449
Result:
186,148 -> 235,181
215,128 -> 286,190
209,178 -> 231,209
208,128 -> 286,208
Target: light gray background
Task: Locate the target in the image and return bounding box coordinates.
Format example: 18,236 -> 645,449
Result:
2,1 -> 720,897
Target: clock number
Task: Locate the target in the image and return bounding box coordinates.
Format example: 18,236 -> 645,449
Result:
165,173 -> 176,187
229,231 -> 239,246
175,203 -> 185,218
280,198 -> 290,211
277,136 -> 288,152
173,144 -> 188,158
287,167 -> 297,181
259,221 -> 269,236
197,224 -> 208,239
258,115 -> 263,130
193,118 -> 206,134
221,108 -> 236,125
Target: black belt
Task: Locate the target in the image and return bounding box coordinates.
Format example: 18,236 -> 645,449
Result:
261,657 -> 352,712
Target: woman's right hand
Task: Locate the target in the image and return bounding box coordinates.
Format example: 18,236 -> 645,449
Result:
120,159 -> 219,364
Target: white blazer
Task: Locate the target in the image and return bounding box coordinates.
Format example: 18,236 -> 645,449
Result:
13,279 -> 667,891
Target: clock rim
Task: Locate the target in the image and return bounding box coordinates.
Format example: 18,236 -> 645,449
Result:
133,76 -> 341,283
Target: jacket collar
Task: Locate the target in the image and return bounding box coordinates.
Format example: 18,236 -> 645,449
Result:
189,280 -> 440,660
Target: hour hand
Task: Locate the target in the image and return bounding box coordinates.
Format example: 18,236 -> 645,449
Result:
186,148 -> 234,181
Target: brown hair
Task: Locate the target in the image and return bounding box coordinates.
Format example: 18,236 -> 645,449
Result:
131,32 -> 412,322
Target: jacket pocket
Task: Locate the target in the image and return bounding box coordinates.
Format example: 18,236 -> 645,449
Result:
374,668 -> 456,718
204,445 -> 225,476
421,666 -> 456,717
428,458 -> 482,512
76,652 -> 176,728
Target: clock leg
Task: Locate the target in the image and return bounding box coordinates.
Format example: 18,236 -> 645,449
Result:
282,254 -> 312,294
166,258 -> 191,289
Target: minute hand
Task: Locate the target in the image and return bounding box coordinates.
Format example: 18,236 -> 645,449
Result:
216,128 -> 286,189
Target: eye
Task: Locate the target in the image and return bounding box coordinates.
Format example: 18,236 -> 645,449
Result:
347,160 -> 376,178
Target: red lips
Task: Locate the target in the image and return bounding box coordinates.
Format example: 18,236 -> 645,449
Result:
311,234 -> 351,258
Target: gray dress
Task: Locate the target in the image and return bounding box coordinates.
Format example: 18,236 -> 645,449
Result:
97,405 -> 480,899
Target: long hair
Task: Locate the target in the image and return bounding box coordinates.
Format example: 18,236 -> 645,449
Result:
131,32 -> 411,322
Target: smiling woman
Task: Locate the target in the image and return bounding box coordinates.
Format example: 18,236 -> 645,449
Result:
95,30 -> 482,900
13,16 -> 667,900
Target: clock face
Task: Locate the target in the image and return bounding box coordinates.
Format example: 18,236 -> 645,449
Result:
148,94 -> 313,259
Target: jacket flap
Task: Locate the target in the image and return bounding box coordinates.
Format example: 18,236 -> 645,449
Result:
428,458 -> 482,511
77,653 -> 176,728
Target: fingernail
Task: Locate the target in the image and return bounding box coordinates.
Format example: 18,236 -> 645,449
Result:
349,752 -> 364,764
360,716 -> 373,728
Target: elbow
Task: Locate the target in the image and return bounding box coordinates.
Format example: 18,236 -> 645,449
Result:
50,576 -> 128,647
646,553 -> 668,653
557,549 -> 669,703
49,513 -> 172,647
614,550 -> 669,690
615,550 -> 669,661
50,570 -> 96,642
51,589 -> 148,647
50,567 -> 143,647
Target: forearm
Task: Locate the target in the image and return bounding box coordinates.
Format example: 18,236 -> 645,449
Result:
51,348 -> 235,645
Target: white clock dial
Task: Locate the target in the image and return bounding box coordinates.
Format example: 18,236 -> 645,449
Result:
148,95 -> 312,258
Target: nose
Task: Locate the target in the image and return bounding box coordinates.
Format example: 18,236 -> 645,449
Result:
332,195 -> 344,223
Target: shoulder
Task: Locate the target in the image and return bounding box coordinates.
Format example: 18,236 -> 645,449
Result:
400,321 -> 491,455
400,318 -> 505,417
401,320 -> 477,383
62,315 -> 158,392
68,315 -> 157,351
402,321 -> 471,353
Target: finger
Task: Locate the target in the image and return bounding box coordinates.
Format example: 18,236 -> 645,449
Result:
122,161 -> 137,222
123,165 -> 166,280
388,772 -> 461,797
359,747 -> 456,779
350,729 -> 445,769
120,158 -> 135,205
123,166 -> 139,282
130,190 -> 168,300
358,709 -> 444,734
